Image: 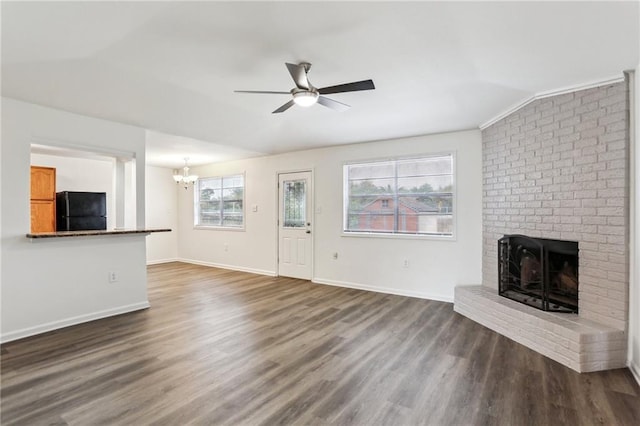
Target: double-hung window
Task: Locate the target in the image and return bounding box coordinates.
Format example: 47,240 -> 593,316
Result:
195,174 -> 244,228
344,154 -> 454,237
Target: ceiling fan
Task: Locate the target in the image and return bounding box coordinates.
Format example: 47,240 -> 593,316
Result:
235,62 -> 375,114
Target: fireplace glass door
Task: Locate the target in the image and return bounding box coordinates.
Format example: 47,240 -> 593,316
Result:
498,235 -> 578,313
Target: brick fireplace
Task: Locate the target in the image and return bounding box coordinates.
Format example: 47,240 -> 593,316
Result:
455,77 -> 630,372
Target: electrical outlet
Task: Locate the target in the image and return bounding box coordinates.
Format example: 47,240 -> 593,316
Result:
108,271 -> 118,283
332,252 -> 338,260
224,243 -> 229,252
403,260 -> 410,268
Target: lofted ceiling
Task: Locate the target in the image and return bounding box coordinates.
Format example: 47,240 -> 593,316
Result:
2,1 -> 638,168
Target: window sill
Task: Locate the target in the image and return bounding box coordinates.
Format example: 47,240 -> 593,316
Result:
341,231 -> 456,242
194,226 -> 245,232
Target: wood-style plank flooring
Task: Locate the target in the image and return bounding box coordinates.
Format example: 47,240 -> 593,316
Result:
2,262 -> 639,425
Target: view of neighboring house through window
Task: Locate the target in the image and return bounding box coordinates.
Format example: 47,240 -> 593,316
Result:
195,174 -> 244,228
344,154 -> 454,236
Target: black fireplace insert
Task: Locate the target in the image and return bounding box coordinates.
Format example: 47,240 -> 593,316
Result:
498,235 -> 578,313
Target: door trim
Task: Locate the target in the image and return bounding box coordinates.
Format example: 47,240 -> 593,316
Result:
276,169 -> 314,279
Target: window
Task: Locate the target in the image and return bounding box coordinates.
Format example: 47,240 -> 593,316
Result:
283,179 -> 306,228
195,174 -> 244,228
344,154 -> 454,236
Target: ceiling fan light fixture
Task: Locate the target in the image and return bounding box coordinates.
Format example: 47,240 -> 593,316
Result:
292,90 -> 319,107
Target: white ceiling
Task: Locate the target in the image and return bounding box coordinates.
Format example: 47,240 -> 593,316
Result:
2,1 -> 638,168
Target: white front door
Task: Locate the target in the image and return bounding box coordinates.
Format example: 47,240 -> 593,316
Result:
278,171 -> 312,280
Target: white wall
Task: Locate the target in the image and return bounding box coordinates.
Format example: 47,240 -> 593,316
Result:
145,165 -> 178,263
1,97 -> 149,342
631,67 -> 640,384
177,130 -> 482,302
30,153 -> 116,229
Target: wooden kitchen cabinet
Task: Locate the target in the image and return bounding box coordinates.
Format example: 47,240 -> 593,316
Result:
30,200 -> 56,233
30,166 -> 56,233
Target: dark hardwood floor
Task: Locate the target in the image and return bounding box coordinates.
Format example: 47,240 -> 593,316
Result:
1,262 -> 639,425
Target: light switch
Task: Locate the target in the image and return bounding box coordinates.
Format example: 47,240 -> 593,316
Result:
252,204 -> 258,212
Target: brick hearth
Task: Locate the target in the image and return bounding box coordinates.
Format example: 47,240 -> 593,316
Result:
454,286 -> 626,372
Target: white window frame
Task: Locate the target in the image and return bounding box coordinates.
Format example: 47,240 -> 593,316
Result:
194,172 -> 246,230
342,153 -> 456,240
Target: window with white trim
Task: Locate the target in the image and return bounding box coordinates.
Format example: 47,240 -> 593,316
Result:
343,154 -> 454,236
195,174 -> 244,228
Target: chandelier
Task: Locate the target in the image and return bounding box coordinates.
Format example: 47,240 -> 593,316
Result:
173,158 -> 198,190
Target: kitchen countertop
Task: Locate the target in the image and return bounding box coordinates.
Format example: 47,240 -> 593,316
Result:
26,228 -> 171,239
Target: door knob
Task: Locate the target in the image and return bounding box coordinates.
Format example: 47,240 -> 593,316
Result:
306,230 -> 311,234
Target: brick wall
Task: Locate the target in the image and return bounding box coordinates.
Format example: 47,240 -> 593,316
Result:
482,80 -> 630,330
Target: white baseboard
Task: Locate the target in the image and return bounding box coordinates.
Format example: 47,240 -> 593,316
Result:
177,258 -> 277,277
0,301 -> 150,344
146,258 -> 180,265
630,361 -> 640,387
312,277 -> 454,303
169,261 -> 450,303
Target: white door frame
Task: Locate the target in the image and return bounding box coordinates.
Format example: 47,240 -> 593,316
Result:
276,169 -> 314,279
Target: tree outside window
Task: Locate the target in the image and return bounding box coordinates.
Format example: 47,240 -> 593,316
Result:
196,174 -> 244,228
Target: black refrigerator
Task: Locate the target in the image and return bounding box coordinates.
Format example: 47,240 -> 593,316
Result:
56,191 -> 107,231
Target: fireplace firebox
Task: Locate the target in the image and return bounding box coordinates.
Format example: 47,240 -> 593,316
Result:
498,235 -> 578,313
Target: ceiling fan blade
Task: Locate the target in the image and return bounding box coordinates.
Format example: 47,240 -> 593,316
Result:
273,100 -> 296,114
317,96 -> 350,112
285,63 -> 309,90
318,79 -> 375,95
234,90 -> 290,94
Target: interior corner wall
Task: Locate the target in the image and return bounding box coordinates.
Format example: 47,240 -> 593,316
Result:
176,129 -> 483,302
631,66 -> 640,384
145,165 -> 178,264
1,98 -> 149,343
